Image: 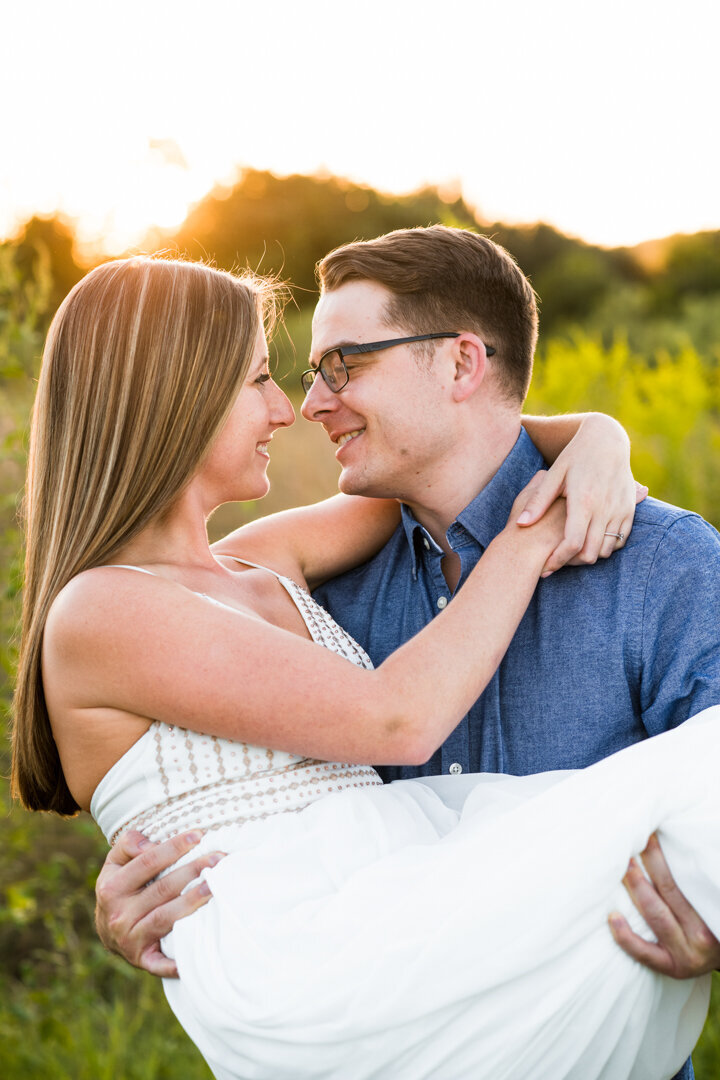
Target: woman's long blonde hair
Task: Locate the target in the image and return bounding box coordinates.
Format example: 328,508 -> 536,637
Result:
13,256 -> 274,815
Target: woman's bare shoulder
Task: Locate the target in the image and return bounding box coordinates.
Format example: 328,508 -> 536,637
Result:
45,566 -> 179,654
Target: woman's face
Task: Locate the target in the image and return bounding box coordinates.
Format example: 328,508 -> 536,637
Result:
199,328 -> 295,506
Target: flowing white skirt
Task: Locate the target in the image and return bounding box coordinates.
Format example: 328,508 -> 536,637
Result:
162,707 -> 720,1080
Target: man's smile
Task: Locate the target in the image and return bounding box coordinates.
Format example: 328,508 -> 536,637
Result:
335,429 -> 365,447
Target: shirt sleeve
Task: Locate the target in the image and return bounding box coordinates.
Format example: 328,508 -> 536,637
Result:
640,514 -> 720,736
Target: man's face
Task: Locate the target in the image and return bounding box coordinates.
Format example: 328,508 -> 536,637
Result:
302,280 -> 457,501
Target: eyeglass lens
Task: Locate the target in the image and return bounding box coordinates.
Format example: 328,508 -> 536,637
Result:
302,350 -> 346,394
321,350 -> 346,391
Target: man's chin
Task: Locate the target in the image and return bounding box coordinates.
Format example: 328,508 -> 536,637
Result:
338,469 -> 393,500
337,472 -> 366,497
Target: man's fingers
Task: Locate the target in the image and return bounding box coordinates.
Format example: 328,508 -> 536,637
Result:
107,830 -> 206,893
608,911 -> 675,976
622,858 -> 685,949
614,837 -> 720,979
95,827 -> 225,974
139,945 -> 179,979
639,834 -> 692,912
135,853 -> 224,924
102,829 -> 153,867
618,854 -> 720,978
640,834 -> 718,944
98,849 -> 223,936
132,879 -> 215,957
102,872 -> 217,974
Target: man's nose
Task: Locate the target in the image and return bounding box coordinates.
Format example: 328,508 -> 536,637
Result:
300,374 -> 337,423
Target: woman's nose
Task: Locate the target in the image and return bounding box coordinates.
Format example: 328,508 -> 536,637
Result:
270,380 -> 295,428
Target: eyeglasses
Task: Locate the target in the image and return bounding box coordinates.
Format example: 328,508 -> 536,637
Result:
301,332 -> 495,395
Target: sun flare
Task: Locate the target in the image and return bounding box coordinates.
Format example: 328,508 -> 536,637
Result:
2,0 -> 719,252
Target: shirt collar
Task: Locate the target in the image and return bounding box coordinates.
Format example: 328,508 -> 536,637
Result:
400,428 -> 546,573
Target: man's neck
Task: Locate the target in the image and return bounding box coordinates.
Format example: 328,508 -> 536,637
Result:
404,419 -> 522,554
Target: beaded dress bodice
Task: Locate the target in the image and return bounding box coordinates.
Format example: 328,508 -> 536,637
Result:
91,563 -> 382,846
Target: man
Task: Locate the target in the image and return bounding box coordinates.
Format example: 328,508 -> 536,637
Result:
96,227 -> 720,1079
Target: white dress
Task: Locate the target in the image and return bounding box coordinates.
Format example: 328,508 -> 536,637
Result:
91,563 -> 720,1080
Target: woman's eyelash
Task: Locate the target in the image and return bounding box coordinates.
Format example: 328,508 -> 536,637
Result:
255,373 -> 271,384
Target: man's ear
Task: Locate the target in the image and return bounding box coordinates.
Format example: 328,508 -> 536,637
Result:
450,334 -> 490,402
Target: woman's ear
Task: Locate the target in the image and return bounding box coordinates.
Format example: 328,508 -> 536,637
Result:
451,334 -> 490,402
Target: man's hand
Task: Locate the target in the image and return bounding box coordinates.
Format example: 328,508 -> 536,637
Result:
95,830 -> 225,977
608,832 -> 720,978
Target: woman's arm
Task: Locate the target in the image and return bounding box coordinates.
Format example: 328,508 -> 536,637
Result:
211,495 -> 400,589
522,411 -> 627,464
213,413 -> 641,590
47,483 -> 564,786
521,412 -> 644,573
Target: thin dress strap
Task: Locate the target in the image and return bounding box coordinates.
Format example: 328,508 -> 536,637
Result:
103,560 -> 372,666
223,557 -> 360,654
225,555 -> 286,579
106,559 -> 281,579
105,556 -> 308,618
103,564 -> 158,576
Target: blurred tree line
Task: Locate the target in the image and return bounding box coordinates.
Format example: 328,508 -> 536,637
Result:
6,167 -> 720,350
2,173 -> 720,1077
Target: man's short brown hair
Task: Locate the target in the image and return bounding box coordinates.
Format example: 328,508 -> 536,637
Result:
317,225 -> 538,402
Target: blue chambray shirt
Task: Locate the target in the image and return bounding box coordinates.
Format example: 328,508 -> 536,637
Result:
314,428 -> 720,1080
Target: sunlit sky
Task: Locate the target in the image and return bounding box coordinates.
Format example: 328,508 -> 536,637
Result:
2,0 -> 719,253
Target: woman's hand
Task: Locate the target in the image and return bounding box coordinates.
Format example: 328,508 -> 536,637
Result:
506,476 -> 567,565
516,414 -> 647,575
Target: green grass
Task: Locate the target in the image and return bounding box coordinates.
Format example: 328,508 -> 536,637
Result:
0,969 -> 213,1080
0,784 -> 212,1080
694,974 -> 720,1075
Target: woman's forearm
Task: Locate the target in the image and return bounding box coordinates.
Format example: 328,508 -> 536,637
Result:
523,412 -> 629,465
368,508 -> 562,763
215,513 -> 558,765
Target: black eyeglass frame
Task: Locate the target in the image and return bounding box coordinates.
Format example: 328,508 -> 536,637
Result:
301,333 -> 496,395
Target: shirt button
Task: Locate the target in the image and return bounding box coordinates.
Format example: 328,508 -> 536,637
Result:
437,596 -> 448,609
449,762 -> 462,775
423,537 -> 431,550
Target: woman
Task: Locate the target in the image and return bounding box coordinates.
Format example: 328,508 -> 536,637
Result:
13,257 -> 720,1079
